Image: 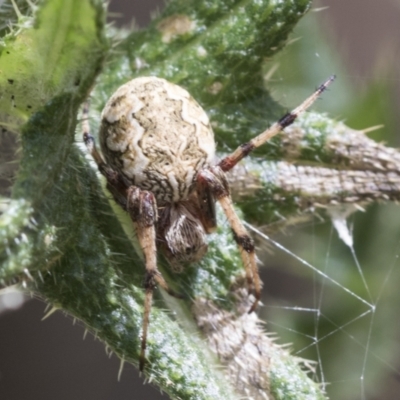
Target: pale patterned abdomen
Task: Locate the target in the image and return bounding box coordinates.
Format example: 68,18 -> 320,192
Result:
99,77 -> 215,204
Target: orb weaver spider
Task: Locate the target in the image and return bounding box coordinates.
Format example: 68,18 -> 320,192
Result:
82,75 -> 335,370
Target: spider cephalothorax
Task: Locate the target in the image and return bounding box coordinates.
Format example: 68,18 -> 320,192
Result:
83,75 -> 334,371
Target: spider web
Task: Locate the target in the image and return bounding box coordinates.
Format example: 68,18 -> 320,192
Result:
255,0 -> 400,396
1,2 -> 399,400
245,202 -> 400,400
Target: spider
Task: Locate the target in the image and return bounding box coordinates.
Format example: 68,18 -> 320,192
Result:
82,75 -> 335,371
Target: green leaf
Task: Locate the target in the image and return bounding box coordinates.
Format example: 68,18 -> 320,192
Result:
0,0 -> 106,123
3,0 -> 375,399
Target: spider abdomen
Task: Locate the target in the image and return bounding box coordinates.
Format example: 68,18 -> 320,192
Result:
99,77 -> 215,204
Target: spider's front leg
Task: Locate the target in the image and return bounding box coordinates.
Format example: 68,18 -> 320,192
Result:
82,114 -> 178,371
197,77 -> 335,312
218,75 -> 335,173
125,188 -> 179,371
197,167 -> 261,313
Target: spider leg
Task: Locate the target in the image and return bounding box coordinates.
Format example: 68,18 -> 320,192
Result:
127,188 -> 180,371
219,75 -> 335,172
82,105 -> 180,371
197,167 -> 261,313
195,177 -> 217,233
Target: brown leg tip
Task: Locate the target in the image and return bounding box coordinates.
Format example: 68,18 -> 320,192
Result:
248,298 -> 259,314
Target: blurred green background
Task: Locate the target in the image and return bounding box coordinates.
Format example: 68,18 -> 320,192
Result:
260,2 -> 400,399
1,1 -> 400,399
